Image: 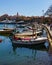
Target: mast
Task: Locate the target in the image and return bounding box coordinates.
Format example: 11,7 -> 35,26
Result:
32,24 -> 37,39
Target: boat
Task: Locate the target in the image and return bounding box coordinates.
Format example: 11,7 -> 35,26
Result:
13,24 -> 43,36
10,31 -> 47,46
14,31 -> 42,36
0,29 -> 13,35
11,36 -> 47,45
10,24 -> 47,46
0,24 -> 14,34
3,28 -> 14,30
3,24 -> 15,31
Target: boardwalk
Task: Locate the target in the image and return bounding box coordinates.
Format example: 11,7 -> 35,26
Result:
42,24 -> 52,45
46,26 -> 52,37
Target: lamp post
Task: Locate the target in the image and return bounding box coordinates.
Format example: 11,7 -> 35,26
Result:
42,10 -> 44,16
42,10 -> 44,23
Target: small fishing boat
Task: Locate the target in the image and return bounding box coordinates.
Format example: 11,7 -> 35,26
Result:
10,31 -> 47,46
3,28 -> 14,31
14,31 -> 42,36
0,29 -> 13,34
3,24 -> 15,31
11,36 -> 47,45
13,24 -> 42,36
10,24 -> 47,46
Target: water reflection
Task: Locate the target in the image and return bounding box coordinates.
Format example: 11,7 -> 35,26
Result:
0,36 -> 50,65
32,50 -> 37,60
12,43 -> 48,53
12,43 -> 48,57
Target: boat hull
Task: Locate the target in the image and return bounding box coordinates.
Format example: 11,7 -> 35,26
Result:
0,30 -> 13,36
11,37 -> 47,46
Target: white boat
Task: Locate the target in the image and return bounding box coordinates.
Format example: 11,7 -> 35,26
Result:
14,25 -> 42,36
3,24 -> 15,31
10,24 -> 47,46
3,28 -> 15,31
14,31 -> 42,36
11,34 -> 47,46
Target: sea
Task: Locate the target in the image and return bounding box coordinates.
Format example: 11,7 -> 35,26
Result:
0,24 -> 52,65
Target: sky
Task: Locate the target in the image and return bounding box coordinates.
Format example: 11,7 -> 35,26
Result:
0,0 -> 52,16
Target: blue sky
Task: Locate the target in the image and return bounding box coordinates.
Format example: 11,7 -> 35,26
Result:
0,0 -> 52,16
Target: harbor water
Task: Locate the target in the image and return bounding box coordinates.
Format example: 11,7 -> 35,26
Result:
0,24 -> 52,65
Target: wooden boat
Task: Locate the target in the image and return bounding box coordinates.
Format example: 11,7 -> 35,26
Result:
10,33 -> 47,46
0,29 -> 13,34
14,31 -> 42,36
10,24 -> 47,46
0,24 -> 14,34
3,24 -> 15,31
3,28 -> 14,31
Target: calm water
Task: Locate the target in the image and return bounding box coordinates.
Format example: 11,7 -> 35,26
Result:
0,24 -> 15,29
0,24 -> 52,65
